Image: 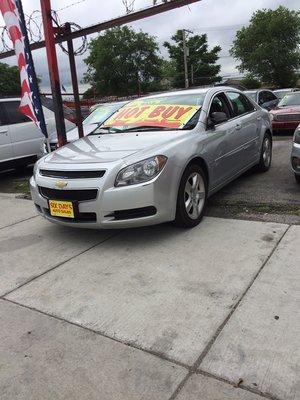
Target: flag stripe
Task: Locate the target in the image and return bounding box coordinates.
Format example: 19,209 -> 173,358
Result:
0,0 -> 48,137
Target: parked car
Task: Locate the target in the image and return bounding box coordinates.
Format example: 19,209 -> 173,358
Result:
41,97 -> 77,124
40,101 -> 127,155
244,89 -> 279,110
291,124 -> 300,183
0,98 -> 75,171
270,92 -> 300,133
31,87 -> 272,229
273,88 -> 299,100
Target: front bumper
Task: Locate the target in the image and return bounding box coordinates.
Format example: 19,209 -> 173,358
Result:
291,142 -> 300,175
272,120 -> 300,132
30,165 -> 178,229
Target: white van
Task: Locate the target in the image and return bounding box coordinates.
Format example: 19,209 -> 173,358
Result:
0,97 -> 75,170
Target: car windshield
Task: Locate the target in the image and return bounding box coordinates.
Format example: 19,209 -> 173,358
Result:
83,103 -> 125,125
274,90 -> 291,99
245,92 -> 256,101
278,93 -> 300,107
94,93 -> 205,133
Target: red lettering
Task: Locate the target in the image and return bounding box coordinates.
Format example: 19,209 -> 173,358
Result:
114,107 -> 133,120
161,106 -> 179,119
175,107 -> 193,120
134,106 -> 150,118
148,106 -> 166,118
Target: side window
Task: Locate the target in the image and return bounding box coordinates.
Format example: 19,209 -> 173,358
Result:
265,91 -> 277,101
2,101 -> 31,125
209,93 -> 231,119
227,92 -> 255,117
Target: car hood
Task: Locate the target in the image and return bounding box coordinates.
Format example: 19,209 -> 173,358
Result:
272,105 -> 300,114
44,130 -> 187,164
49,124 -> 97,143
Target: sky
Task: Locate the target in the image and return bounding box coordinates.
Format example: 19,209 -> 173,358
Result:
0,0 -> 299,92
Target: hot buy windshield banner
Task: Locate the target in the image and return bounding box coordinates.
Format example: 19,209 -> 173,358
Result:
104,104 -> 200,129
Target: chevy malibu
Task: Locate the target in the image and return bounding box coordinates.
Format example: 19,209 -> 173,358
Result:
31,87 -> 272,229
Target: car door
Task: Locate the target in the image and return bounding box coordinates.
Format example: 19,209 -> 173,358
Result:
225,91 -> 260,169
3,100 -> 44,160
205,92 -> 240,187
0,102 -> 13,165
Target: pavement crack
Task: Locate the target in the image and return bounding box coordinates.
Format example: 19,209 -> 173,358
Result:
167,224 -> 291,400
196,369 -> 283,400
0,230 -> 122,298
1,297 -> 190,372
0,215 -> 38,230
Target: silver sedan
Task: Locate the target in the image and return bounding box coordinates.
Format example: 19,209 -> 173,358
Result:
292,124 -> 300,183
30,87 -> 272,229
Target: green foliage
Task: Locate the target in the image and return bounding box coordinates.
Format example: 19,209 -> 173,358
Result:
0,63 -> 20,96
231,6 -> 300,87
164,30 -> 221,88
84,26 -> 163,96
240,74 -> 261,89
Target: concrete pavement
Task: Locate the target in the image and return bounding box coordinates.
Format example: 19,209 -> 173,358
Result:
0,195 -> 299,400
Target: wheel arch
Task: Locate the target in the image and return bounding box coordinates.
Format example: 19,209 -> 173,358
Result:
185,156 -> 210,188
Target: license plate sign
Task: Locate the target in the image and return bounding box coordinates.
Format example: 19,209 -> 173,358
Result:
49,200 -> 74,218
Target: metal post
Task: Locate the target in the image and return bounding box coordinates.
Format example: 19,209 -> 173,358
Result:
191,64 -> 194,86
182,29 -> 189,89
40,0 -> 67,147
65,23 -> 84,139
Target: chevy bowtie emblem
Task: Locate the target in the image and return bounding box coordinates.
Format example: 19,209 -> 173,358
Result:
55,180 -> 68,189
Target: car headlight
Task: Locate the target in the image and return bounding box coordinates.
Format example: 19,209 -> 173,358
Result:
115,155 -> 167,187
269,113 -> 274,122
294,128 -> 300,144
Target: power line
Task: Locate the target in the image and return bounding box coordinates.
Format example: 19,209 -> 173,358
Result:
55,0 -> 88,12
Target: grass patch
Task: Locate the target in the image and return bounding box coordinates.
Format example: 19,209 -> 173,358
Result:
209,201 -> 300,216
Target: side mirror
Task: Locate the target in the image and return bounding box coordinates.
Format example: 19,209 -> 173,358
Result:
210,112 -> 229,126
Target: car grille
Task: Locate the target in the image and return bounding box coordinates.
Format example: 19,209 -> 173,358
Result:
275,114 -> 300,122
39,187 -> 98,201
40,169 -> 105,179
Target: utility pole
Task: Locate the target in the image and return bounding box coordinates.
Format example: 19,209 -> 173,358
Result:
40,0 -> 67,147
182,29 -> 189,89
191,64 -> 194,86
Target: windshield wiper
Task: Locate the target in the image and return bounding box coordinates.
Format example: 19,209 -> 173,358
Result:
111,126 -> 177,133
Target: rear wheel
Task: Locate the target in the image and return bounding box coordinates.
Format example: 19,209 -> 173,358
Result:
257,133 -> 272,172
295,173 -> 300,184
174,164 -> 207,228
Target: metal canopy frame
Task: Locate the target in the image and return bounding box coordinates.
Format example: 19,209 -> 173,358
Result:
0,0 -> 201,146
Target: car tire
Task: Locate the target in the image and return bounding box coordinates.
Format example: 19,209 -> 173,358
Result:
295,173 -> 300,184
174,164 -> 207,228
257,133 -> 272,172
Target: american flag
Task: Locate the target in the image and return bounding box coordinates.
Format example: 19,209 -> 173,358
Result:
0,0 -> 48,137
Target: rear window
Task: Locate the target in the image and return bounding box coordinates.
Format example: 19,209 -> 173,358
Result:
41,97 -> 75,119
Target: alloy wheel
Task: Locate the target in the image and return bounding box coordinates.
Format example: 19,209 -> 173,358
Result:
184,172 -> 206,220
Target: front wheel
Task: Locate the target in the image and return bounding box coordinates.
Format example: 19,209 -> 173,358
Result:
257,134 -> 272,172
295,173 -> 300,184
174,164 -> 207,228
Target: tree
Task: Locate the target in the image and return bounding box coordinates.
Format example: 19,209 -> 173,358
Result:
240,74 -> 261,89
83,26 -> 163,96
164,30 -> 221,88
230,6 -> 300,88
0,63 -> 20,96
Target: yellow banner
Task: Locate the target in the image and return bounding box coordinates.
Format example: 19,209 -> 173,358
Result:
104,104 -> 200,129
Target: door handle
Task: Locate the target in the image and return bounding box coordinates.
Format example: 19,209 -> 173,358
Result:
235,123 -> 242,130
